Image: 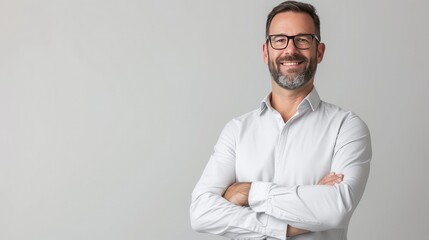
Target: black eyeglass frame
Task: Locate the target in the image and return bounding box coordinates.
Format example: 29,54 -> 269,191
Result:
266,34 -> 320,50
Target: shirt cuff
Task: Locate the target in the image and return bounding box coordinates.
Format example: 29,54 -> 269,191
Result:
249,181 -> 272,212
229,207 -> 287,240
266,215 -> 288,240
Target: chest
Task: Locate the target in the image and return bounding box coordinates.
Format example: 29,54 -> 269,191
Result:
235,121 -> 337,185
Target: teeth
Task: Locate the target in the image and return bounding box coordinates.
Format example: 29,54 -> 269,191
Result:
281,62 -> 300,66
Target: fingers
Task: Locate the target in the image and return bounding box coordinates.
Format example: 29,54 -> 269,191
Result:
222,182 -> 251,206
222,183 -> 236,200
318,172 -> 344,185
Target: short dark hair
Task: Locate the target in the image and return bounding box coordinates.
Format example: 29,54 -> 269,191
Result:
266,1 -> 321,40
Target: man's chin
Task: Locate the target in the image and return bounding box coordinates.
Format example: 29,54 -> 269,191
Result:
276,76 -> 308,90
278,74 -> 299,82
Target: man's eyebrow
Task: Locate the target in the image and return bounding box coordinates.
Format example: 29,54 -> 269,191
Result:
269,32 -> 315,36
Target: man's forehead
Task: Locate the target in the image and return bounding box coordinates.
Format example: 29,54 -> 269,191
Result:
269,11 -> 315,34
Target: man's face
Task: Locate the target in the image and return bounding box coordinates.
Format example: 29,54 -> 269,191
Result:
263,12 -> 325,90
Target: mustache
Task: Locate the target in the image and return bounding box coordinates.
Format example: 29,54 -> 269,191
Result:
276,54 -> 307,63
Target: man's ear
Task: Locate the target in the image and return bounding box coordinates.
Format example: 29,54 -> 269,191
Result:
263,43 -> 269,64
317,42 -> 326,63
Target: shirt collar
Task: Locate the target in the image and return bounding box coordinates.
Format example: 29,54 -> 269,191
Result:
259,87 -> 321,115
304,87 -> 321,111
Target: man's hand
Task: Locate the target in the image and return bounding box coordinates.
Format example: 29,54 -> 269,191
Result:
318,172 -> 344,185
287,226 -> 310,237
222,182 -> 251,206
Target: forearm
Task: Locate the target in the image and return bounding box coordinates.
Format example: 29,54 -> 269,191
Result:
249,179 -> 365,232
284,173 -> 343,237
221,173 -> 344,238
250,116 -> 371,232
189,120 -> 289,238
191,190 -> 287,239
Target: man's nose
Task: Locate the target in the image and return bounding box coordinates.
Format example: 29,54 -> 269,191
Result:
284,38 -> 299,53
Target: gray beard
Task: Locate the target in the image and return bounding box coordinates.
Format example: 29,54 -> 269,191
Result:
274,72 -> 308,90
268,52 -> 316,90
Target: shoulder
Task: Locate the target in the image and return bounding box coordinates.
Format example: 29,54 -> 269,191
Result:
319,101 -> 370,138
214,108 -> 261,150
221,108 -> 261,136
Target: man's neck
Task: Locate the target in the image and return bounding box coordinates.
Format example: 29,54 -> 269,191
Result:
270,80 -> 314,122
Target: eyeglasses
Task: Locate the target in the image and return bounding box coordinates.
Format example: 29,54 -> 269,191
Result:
266,34 -> 320,50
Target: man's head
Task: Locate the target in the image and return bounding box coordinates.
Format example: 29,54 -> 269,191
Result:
266,1 -> 321,41
263,1 -> 325,90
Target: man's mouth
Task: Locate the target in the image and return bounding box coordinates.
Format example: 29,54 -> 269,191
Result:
278,55 -> 306,67
280,61 -> 303,66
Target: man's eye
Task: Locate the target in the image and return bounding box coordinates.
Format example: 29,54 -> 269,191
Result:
274,38 -> 287,43
296,37 -> 310,43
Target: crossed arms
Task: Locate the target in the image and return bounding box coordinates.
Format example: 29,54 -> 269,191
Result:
190,116 -> 371,239
223,172 -> 344,238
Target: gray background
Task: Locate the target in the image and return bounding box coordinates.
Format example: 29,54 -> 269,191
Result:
0,0 -> 428,239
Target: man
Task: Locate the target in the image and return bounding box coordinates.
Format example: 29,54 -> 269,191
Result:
190,1 -> 371,239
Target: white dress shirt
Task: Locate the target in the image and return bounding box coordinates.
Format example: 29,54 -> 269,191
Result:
190,88 -> 371,240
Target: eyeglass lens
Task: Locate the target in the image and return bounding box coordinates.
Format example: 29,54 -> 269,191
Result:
270,35 -> 314,50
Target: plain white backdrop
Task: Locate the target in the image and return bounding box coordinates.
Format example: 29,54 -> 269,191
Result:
0,0 -> 428,239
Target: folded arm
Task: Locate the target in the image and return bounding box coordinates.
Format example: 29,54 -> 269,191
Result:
190,115 -> 371,238
223,172 -> 344,237
249,116 -> 371,232
190,121 -> 287,239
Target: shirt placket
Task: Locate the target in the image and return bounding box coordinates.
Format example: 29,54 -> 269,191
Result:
272,108 -> 304,183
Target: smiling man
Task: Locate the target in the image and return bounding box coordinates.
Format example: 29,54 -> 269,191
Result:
190,1 -> 371,240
